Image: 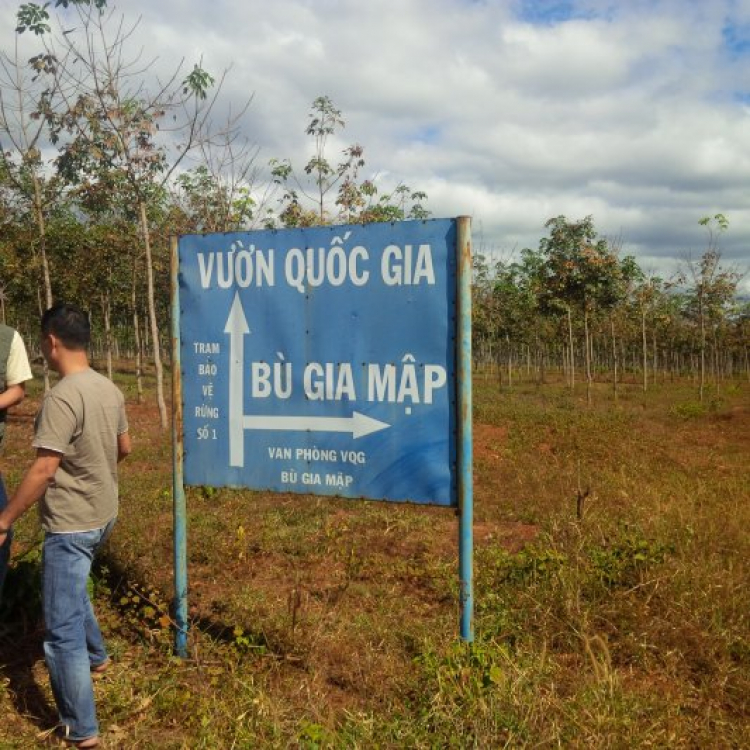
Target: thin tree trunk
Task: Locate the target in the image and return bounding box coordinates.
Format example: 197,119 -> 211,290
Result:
567,307 -> 575,390
641,306 -> 648,392
132,261 -> 144,404
699,298 -> 706,402
584,308 -> 592,405
611,316 -> 618,399
537,335 -> 546,385
101,292 -> 113,380
712,326 -> 720,395
31,174 -> 52,391
139,198 -> 168,428
506,334 -> 512,389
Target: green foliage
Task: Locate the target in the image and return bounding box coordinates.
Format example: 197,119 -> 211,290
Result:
56,0 -> 109,8
230,625 -> 267,655
536,215 -> 621,314
182,64 -> 215,100
113,581 -> 172,636
15,3 -> 51,35
16,2 -> 109,37
481,543 -> 568,586
270,96 -> 430,228
417,639 -> 512,697
297,720 -> 335,749
586,532 -> 672,589
669,400 -> 708,419
471,213 -> 746,394
699,212 -> 728,232
174,166 -> 257,233
412,638 -> 537,745
0,543 -> 43,623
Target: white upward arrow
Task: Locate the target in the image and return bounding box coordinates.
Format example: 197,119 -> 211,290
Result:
224,292 -> 250,467
242,412 -> 390,439
223,294 -> 392,467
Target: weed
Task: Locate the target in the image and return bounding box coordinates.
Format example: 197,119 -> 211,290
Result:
297,720 -> 335,749
112,581 -> 172,638
586,531 -> 672,589
670,400 -> 708,418
0,542 -> 43,625
230,625 -> 267,655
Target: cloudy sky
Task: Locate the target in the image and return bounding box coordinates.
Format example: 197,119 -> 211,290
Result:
2,0 -> 749,290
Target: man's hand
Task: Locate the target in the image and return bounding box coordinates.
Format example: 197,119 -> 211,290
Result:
118,431 -> 132,463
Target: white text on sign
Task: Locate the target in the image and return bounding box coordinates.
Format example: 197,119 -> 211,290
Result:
196,241 -> 436,292
250,356 -> 447,405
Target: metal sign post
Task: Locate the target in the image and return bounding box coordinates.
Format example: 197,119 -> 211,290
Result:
170,236 -> 189,657
456,217 -> 473,642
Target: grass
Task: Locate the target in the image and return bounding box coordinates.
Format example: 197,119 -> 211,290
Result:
0,367 -> 747,747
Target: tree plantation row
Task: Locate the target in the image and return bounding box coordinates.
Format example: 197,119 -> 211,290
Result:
473,215 -> 748,402
2,2 -> 747,420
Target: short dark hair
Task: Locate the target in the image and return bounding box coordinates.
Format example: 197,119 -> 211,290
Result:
41,302 -> 90,350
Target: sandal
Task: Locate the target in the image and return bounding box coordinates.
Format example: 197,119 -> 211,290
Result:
61,737 -> 100,749
51,727 -> 100,748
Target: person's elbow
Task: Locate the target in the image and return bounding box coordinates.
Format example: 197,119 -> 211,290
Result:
117,432 -> 132,462
4,383 -> 25,409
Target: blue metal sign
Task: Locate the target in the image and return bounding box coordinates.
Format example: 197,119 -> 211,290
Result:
177,219 -> 458,506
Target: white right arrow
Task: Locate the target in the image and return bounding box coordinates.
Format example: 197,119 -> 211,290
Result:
242,411 -> 390,439
224,292 -> 250,467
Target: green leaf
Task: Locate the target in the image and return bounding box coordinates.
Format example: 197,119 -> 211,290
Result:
488,665 -> 503,685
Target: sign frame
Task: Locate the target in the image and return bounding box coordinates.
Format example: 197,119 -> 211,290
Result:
170,217 -> 473,654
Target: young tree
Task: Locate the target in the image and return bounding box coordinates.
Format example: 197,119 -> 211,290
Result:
23,1 -> 240,426
632,273 -> 662,392
536,215 -> 625,403
681,215 -> 741,400
270,95 -> 428,228
608,253 -> 640,396
171,112 -> 270,234
1,4 -> 80,385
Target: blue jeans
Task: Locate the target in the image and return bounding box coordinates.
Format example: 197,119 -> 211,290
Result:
0,474 -> 13,601
43,519 -> 115,741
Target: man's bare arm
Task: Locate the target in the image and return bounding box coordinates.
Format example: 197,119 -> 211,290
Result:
0,383 -> 26,411
0,449 -> 61,537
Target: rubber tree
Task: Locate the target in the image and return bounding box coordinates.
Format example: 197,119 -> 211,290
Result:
488,258 -> 538,389
24,1 -> 230,427
471,253 -> 500,372
681,215 -> 740,401
270,95 -> 429,228
536,215 -> 625,403
632,274 -> 662,392
2,3 -> 79,386
608,254 -> 641,396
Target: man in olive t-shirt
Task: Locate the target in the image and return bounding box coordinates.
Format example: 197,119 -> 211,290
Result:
0,303 -> 131,748
34,368 -> 127,532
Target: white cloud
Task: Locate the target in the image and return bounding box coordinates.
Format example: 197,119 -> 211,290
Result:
1,0 -> 748,291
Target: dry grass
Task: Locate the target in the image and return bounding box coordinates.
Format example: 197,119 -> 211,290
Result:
0,367 -> 747,747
